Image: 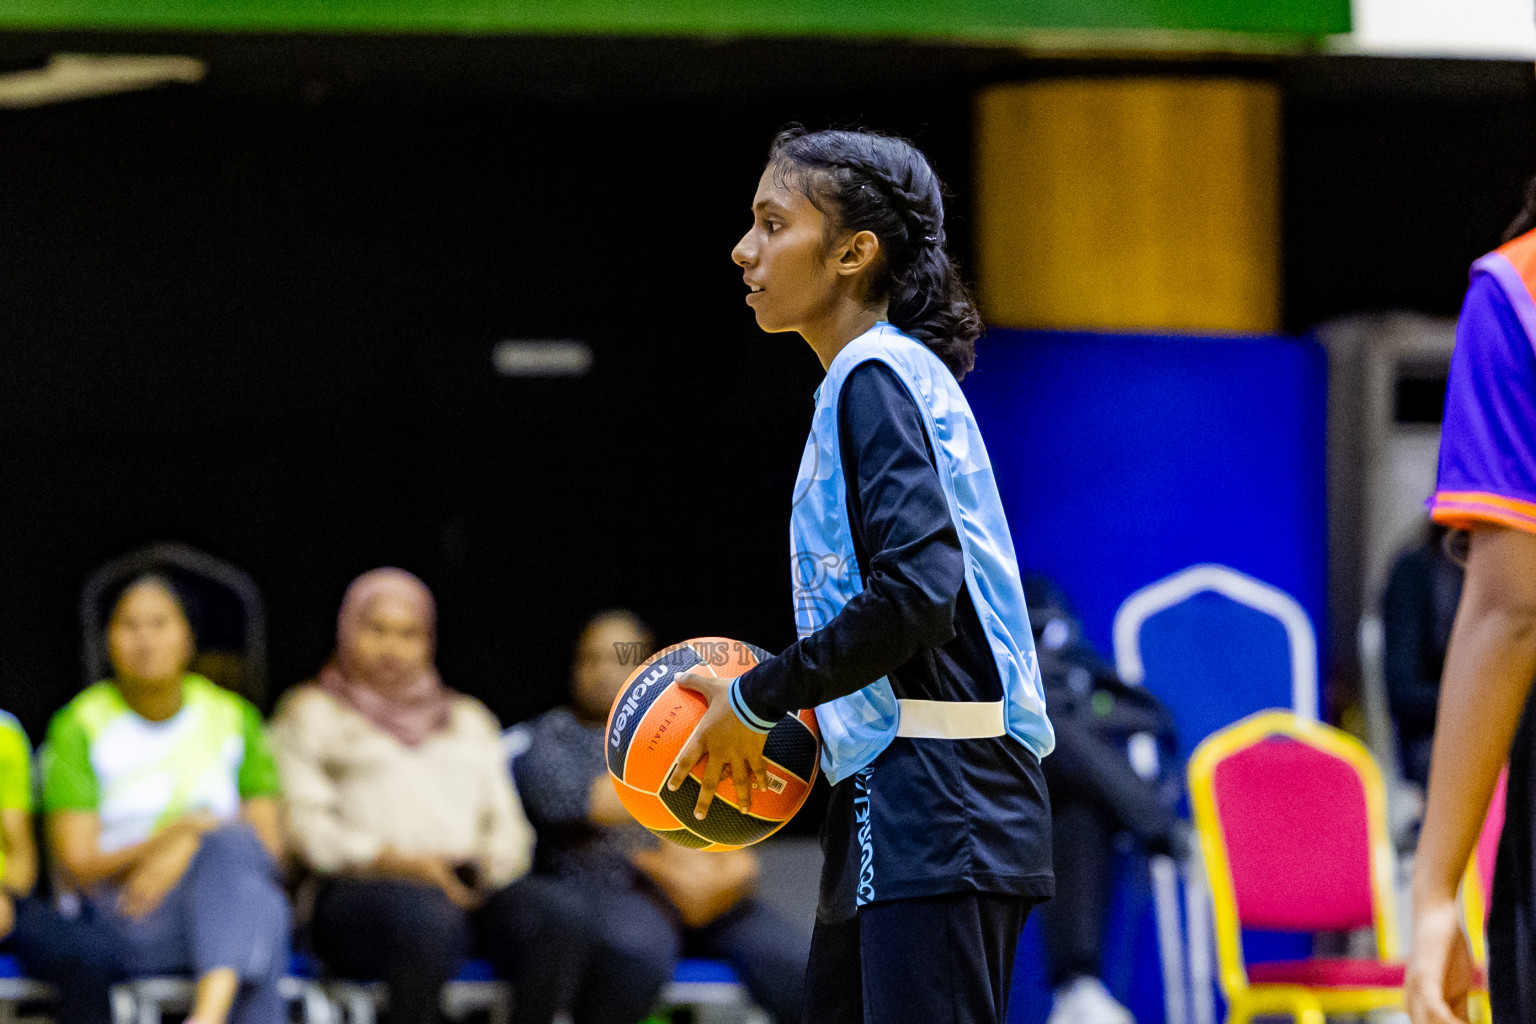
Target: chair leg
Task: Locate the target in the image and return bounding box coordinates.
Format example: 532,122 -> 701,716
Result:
110,986 -> 136,1024
1151,854 -> 1189,1024
1292,994 -> 1325,1024
352,988 -> 378,1024
1182,853 -> 1217,1024
301,983 -> 335,1024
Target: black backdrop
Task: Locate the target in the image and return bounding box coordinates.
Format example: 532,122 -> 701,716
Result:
1,36 -> 1534,745
0,36 -> 985,741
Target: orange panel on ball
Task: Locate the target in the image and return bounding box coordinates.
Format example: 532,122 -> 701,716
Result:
725,771 -> 810,820
613,780 -> 683,831
623,688 -> 705,792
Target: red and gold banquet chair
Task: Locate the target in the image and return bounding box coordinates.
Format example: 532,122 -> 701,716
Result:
1188,710 -> 1486,1023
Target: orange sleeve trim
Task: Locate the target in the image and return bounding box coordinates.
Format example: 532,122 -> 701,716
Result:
1434,490 -> 1536,519
1431,490 -> 1536,535
1497,228 -> 1536,280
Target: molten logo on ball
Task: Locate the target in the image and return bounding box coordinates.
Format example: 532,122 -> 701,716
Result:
611,660 -> 670,748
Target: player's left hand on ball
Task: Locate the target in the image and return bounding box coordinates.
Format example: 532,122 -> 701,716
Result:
667,672 -> 769,819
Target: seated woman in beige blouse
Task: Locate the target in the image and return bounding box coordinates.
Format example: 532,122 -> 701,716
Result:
270,568 -> 586,1024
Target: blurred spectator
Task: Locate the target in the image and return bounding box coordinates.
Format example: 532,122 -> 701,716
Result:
1024,575 -> 1183,1024
270,568 -> 585,1024
42,575 -> 289,1024
0,705 -> 125,1024
0,710 -> 37,947
1382,522 -> 1464,791
514,611 -> 808,1024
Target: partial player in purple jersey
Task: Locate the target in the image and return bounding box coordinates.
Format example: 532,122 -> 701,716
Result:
1406,197 -> 1536,1024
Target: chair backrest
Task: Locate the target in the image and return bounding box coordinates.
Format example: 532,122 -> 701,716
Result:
1114,564 -> 1319,751
80,542 -> 268,704
1189,710 -> 1398,993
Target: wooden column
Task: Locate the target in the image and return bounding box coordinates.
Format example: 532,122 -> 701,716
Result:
975,78 -> 1281,335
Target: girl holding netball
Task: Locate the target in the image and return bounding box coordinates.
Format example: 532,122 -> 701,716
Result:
666,128 -> 1055,1024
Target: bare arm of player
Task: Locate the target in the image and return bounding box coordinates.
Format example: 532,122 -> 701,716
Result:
1407,523 -> 1536,1024
665,673 -> 768,818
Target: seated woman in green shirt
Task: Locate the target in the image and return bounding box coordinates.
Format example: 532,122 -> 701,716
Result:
42,575 -> 289,1024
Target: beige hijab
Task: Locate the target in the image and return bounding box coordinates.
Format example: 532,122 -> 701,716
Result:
319,568 -> 454,747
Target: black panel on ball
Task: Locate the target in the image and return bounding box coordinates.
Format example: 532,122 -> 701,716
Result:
763,717 -> 818,781
649,826 -> 713,850
659,775 -> 780,847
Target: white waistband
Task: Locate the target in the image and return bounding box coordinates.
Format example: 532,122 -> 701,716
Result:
895,699 -> 1007,740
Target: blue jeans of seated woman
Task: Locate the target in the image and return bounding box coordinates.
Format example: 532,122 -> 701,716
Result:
9,896 -> 127,1024
90,824 -> 290,1024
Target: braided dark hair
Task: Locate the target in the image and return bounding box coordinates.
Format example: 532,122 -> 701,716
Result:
769,127 -> 981,380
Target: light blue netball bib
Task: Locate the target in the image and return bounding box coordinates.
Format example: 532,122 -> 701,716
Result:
791,322 -> 1054,785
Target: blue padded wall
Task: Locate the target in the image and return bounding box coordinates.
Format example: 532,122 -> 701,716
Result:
962,330 -> 1328,1024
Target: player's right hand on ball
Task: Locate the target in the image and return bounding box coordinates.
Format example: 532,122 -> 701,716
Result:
667,672 -> 769,819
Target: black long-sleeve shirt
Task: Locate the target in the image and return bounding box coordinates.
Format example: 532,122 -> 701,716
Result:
737,361 -> 1000,721
734,359 -> 1053,919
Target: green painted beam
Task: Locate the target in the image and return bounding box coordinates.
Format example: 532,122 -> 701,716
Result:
0,0 -> 1349,40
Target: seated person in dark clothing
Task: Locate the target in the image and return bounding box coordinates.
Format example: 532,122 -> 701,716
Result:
1382,521 -> 1464,791
1024,576 -> 1183,1024
515,610 -> 809,1024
